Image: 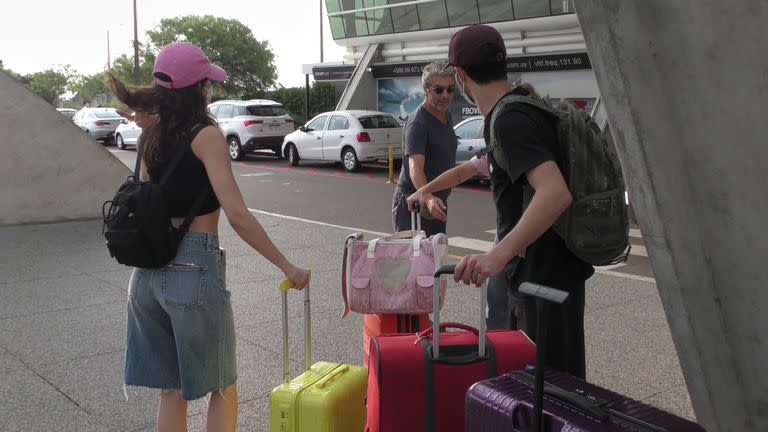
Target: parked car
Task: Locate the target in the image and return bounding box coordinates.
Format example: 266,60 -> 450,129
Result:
208,99 -> 294,161
72,107 -> 125,144
453,115 -> 489,181
56,108 -> 77,120
282,110 -> 404,172
114,120 -> 142,150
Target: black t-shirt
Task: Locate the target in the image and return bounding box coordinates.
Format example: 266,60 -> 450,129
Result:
485,87 -> 593,288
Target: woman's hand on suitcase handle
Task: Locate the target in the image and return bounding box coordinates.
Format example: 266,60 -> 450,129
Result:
284,265 -> 310,290
455,251 -> 506,287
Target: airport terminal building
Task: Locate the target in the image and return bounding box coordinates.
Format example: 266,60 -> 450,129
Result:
309,0 -> 598,125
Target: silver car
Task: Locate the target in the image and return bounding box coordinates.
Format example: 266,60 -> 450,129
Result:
56,108 -> 77,120
208,99 -> 295,160
114,121 -> 142,150
453,115 -> 488,180
72,107 -> 125,144
282,110 -> 403,172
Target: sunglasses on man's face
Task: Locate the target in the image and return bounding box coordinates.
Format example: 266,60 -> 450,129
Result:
429,85 -> 455,95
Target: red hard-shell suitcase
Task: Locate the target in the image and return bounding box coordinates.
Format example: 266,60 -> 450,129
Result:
464,282 -> 707,432
365,265 -> 536,432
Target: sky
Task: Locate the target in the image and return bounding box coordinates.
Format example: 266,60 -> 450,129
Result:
0,0 -> 348,88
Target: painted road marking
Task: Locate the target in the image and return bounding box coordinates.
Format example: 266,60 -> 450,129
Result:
241,172 -> 274,177
248,208 -> 654,283
448,237 -> 495,251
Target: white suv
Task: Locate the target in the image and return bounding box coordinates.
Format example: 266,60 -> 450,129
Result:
208,99 -> 294,160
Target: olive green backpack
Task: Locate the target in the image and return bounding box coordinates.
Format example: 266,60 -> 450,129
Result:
479,93 -> 630,266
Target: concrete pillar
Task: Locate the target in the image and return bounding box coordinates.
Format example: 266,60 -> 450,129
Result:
572,2 -> 768,431
0,71 -> 129,225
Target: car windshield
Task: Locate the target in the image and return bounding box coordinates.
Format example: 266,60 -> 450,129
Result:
92,108 -> 120,118
357,114 -> 400,129
246,105 -> 287,116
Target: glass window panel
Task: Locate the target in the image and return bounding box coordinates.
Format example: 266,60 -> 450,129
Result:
417,0 -> 449,30
513,0 -> 551,19
446,0 -> 480,26
328,115 -> 349,130
338,0 -> 370,37
479,0 -> 514,22
307,115 -> 328,130
217,105 -> 234,119
365,0 -> 394,35
550,0 -> 574,14
330,17 -> 347,38
325,0 -> 342,12
390,0 -> 421,32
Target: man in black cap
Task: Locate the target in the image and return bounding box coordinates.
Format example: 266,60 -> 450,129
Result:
446,24 -> 593,378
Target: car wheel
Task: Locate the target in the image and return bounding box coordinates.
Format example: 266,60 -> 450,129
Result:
341,147 -> 360,172
116,134 -> 126,150
287,144 -> 300,167
228,136 -> 242,161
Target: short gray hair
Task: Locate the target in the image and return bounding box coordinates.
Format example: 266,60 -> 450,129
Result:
421,60 -> 454,87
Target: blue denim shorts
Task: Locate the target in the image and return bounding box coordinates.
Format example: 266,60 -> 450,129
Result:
124,232 -> 236,401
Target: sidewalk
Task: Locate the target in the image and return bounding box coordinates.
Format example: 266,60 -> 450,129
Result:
0,215 -> 695,431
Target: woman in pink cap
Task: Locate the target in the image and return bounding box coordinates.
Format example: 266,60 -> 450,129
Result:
108,42 -> 309,431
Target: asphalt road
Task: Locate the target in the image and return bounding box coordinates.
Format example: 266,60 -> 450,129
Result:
109,147 -> 654,282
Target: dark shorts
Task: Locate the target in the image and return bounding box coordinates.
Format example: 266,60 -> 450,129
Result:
124,232 -> 237,400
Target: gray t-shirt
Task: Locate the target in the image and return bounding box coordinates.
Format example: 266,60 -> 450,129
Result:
396,105 -> 458,200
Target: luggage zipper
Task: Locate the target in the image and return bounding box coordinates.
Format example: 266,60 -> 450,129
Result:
513,371 -> 668,432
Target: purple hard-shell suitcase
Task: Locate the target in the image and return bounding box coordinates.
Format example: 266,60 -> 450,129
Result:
464,282 -> 707,432
465,369 -> 706,431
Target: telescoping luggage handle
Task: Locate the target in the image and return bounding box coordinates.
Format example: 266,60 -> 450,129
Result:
278,270 -> 313,385
518,281 -> 569,432
432,264 -> 488,360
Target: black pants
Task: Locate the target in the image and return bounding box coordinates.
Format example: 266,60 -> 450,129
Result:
392,191 -> 446,236
509,278 -> 586,379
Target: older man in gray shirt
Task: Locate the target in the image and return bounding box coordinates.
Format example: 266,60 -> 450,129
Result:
393,60 -> 458,236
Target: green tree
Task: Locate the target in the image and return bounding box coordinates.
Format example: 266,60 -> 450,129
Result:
252,82 -> 336,126
70,72 -> 108,106
147,15 -> 277,97
26,68 -> 69,104
111,45 -> 155,85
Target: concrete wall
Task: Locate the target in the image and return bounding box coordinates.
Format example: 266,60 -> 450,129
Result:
573,2 -> 768,431
0,71 -> 130,225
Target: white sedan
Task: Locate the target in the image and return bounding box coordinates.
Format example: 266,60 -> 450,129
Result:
114,121 -> 142,150
282,110 -> 403,172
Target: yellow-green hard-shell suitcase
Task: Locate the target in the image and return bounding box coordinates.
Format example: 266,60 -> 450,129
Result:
269,278 -> 367,432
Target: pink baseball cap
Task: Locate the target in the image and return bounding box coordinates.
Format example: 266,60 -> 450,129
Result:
152,42 -> 227,89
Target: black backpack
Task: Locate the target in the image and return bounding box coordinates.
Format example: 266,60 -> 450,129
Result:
102,126 -> 208,268
481,93 -> 630,266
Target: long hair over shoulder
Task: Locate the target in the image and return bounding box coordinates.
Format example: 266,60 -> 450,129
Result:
106,74 -> 215,171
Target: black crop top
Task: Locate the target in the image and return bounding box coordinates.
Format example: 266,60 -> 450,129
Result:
147,129 -> 221,218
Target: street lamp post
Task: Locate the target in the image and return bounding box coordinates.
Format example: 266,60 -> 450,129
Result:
132,0 -> 140,85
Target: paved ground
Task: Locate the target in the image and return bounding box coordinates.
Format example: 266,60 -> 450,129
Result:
0,215 -> 696,431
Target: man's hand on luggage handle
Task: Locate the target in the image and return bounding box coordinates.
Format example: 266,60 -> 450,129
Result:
454,251 -> 506,287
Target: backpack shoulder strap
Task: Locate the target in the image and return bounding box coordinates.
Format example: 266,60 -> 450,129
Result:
160,124 -> 212,232
480,93 -> 559,172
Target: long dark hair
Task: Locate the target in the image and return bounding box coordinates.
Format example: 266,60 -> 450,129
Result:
106,74 -> 215,170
